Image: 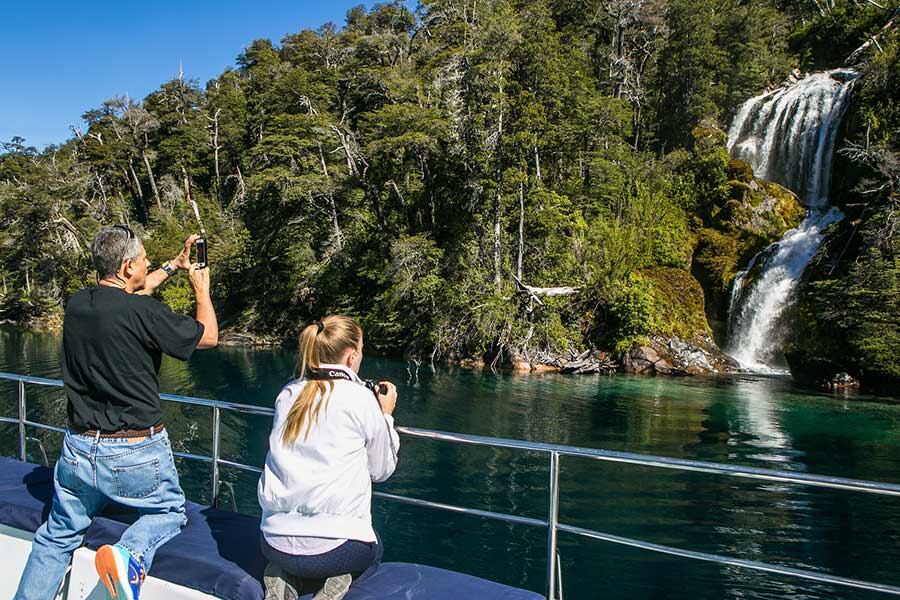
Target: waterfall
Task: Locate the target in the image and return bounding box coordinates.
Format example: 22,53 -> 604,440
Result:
725,69 -> 858,373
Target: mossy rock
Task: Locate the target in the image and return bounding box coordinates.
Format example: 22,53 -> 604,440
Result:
762,181 -> 805,228
692,125 -> 728,146
727,158 -> 755,183
728,180 -> 754,201
641,267 -> 712,341
691,229 -> 740,341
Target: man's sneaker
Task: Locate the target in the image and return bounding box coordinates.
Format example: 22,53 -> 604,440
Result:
95,543 -> 145,600
312,574 -> 352,600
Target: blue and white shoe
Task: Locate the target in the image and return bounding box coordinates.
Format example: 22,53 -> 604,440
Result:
95,543 -> 145,600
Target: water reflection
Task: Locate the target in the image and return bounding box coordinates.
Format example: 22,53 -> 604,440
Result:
732,376 -> 795,465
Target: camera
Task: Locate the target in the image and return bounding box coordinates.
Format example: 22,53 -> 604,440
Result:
364,380 -> 388,396
195,237 -> 208,269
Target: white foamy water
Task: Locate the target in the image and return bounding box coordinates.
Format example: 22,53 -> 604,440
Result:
726,70 -> 858,372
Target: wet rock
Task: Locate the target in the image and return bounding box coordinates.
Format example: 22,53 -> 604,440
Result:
823,372 -> 861,391
559,350 -> 616,375
622,345 -> 676,375
621,335 -> 738,376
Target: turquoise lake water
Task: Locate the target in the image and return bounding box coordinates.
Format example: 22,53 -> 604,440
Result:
2,325 -> 900,599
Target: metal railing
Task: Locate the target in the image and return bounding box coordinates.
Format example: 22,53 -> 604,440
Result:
3,371 -> 900,599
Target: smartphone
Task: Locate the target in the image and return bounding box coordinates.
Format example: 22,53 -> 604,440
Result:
195,237 -> 208,269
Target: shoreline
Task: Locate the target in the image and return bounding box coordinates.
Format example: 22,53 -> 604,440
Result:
0,322 -> 883,395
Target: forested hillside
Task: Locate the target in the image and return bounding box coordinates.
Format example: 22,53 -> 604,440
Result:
1,1 -> 897,383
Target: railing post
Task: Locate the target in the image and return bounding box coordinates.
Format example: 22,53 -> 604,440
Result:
17,380 -> 26,462
211,406 -> 221,508
546,451 -> 560,600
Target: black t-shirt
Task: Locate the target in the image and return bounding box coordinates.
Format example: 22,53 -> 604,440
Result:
62,286 -> 204,431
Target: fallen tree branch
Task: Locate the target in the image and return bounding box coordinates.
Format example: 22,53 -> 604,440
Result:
511,274 -> 580,306
846,7 -> 899,64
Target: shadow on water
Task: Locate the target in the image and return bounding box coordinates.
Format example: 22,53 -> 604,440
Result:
3,325 -> 900,599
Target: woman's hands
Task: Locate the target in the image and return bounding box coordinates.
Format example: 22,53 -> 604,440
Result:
376,382 -> 397,416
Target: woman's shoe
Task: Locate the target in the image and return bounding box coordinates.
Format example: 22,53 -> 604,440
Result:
263,563 -> 298,600
312,574 -> 352,600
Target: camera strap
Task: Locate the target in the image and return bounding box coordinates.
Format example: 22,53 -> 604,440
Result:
304,367 -> 399,464
306,367 -> 357,384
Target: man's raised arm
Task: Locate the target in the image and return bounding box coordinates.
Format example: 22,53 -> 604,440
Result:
137,234 -> 200,296
189,263 -> 218,349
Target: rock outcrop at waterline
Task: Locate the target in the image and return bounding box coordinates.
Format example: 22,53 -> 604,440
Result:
507,266 -> 740,376
622,335 -> 739,376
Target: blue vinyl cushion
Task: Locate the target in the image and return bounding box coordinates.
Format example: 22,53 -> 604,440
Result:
0,457 -> 543,600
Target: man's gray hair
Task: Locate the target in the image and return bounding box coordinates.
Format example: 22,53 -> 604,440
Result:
92,225 -> 143,279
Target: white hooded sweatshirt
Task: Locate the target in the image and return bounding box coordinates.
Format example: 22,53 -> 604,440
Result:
257,364 -> 399,548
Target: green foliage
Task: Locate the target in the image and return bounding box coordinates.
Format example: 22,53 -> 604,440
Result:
655,0 -> 794,148
601,268 -> 710,354
607,274 -> 660,345
785,12 -> 900,389
789,1 -> 900,71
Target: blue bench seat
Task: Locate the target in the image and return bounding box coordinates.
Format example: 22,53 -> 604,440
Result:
0,457 -> 542,600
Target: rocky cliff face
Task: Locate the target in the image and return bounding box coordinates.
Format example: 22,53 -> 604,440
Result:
785,207 -> 899,391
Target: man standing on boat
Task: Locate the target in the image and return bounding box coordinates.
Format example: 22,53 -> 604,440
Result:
14,224 -> 218,600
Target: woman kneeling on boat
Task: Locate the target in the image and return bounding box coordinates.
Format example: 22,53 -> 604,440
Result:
257,315 -> 400,600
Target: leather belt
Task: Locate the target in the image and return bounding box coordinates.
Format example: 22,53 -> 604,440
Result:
77,423 -> 165,439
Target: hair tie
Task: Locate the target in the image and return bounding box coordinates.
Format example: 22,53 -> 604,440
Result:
315,321 -> 324,335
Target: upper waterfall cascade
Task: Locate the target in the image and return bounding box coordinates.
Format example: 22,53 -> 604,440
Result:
725,69 -> 859,373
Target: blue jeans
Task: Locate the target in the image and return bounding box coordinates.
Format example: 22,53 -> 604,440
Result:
14,430 -> 187,600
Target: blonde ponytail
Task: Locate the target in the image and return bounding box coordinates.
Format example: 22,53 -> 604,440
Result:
282,315 -> 363,444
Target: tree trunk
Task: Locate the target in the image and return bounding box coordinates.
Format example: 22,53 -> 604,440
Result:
493,74 -> 505,293
533,145 -> 542,184
128,160 -> 143,202
517,181 -> 524,281
632,101 -> 643,150
512,274 -> 579,301
235,165 -> 247,204
330,125 -> 360,176
96,173 -> 109,204
127,160 -> 146,216
846,7 -> 899,64
142,147 -> 161,210
209,109 -> 222,201
328,193 -> 343,252
182,166 -> 193,205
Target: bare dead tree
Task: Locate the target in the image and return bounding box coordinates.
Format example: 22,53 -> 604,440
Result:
207,108 -> 223,200
318,143 -> 343,252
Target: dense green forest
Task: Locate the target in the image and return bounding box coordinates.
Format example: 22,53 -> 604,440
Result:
1,1 -> 897,387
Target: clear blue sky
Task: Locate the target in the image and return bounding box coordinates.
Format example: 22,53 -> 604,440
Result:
0,1 -> 401,149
